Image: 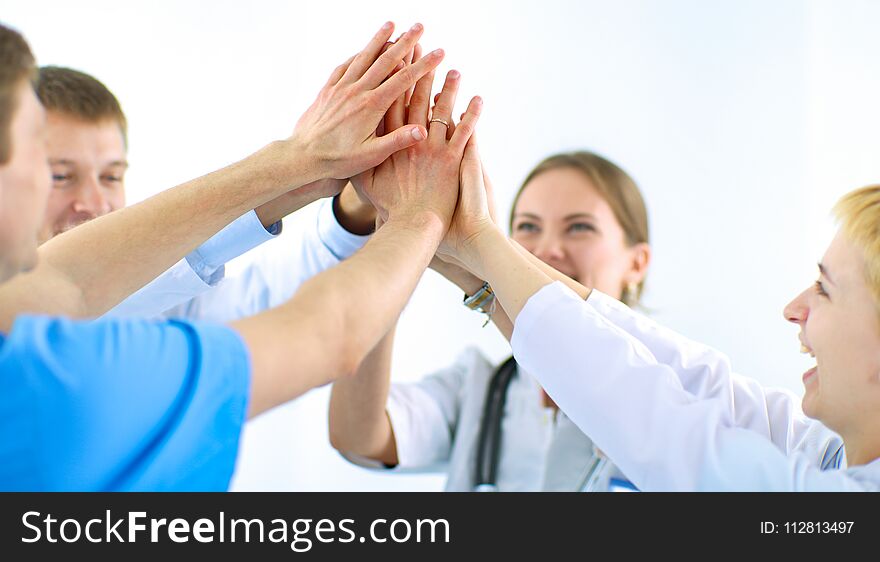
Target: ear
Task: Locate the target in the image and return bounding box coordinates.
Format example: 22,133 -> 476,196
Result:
623,242 -> 651,286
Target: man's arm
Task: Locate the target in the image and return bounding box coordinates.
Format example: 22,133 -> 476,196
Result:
235,216 -> 442,417
0,22 -> 441,330
233,66 -> 484,418
158,185 -> 376,322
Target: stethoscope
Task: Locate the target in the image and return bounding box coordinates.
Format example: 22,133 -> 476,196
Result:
473,357 -> 612,492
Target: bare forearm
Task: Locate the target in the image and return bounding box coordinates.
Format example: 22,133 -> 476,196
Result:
0,141 -> 314,326
328,328 -> 399,464
432,258 -> 515,340
510,239 -> 591,300
233,212 -> 445,417
459,227 -> 555,323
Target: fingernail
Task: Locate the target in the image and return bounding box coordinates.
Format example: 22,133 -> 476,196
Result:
448,69 -> 460,80
410,23 -> 423,32
432,48 -> 444,57
411,127 -> 426,140
382,21 -> 393,30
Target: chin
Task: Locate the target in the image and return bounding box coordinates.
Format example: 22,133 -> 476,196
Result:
801,394 -> 820,420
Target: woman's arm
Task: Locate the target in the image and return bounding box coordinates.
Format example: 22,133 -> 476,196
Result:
328,328 -> 400,464
438,139 -> 859,490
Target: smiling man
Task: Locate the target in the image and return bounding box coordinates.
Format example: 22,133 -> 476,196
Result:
36,66 -> 379,320
38,66 -> 128,242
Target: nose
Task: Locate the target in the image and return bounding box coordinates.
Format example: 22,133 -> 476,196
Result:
532,232 -> 566,263
71,175 -> 112,216
783,286 -> 811,326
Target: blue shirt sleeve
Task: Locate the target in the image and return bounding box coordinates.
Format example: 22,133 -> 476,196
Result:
0,315 -> 251,491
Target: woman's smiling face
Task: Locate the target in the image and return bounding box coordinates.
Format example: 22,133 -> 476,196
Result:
510,167 -> 648,301
784,231 -> 880,438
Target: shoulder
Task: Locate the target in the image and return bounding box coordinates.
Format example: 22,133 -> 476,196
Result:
3,315 -> 249,392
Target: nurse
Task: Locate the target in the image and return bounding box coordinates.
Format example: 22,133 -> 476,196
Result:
329,151 -> 650,492
434,137 -> 880,491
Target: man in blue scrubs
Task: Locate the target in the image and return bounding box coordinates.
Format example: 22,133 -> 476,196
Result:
0,21 -> 482,490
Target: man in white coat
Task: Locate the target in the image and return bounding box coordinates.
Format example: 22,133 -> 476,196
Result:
37,65 -> 378,321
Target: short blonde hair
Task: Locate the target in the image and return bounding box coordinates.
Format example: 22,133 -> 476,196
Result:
833,185 -> 880,305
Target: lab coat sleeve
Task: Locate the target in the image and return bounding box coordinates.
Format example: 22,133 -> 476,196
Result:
104,210 -> 279,319
161,198 -> 370,322
510,282 -> 876,491
585,289 -> 840,460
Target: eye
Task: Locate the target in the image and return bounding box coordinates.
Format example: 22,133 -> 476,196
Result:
101,175 -> 123,184
515,222 -> 540,233
51,173 -> 71,184
814,279 -> 829,298
567,222 -> 596,234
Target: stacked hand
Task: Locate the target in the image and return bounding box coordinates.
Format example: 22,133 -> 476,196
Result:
287,22 -> 445,185
351,43 -> 483,232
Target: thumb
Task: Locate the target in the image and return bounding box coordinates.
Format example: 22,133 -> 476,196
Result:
367,124 -> 427,162
460,135 -> 488,216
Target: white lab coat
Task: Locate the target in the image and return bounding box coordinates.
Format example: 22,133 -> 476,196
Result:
104,200 -> 368,321
511,282 -> 880,491
345,347 -> 632,492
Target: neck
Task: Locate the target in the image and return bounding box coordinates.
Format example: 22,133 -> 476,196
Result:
842,426 -> 880,467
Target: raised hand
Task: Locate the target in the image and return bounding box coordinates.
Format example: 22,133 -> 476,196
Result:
437,134 -> 500,265
289,22 -> 445,183
352,56 -> 483,229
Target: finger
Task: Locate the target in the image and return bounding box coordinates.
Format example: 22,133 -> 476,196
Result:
375,48 -> 444,116
363,125 -> 428,167
460,134 -> 487,214
407,66 -> 434,127
476,135 -> 498,223
385,69 -> 408,132
428,70 -> 460,144
450,95 -> 482,153
435,104 -> 456,138
339,22 -> 396,85
325,54 -> 357,88
358,23 -> 425,90
405,43 -> 422,108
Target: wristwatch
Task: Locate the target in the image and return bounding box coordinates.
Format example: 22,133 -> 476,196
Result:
463,282 -> 496,326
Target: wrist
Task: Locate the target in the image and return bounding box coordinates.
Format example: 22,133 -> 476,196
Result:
383,209 -> 446,244
432,260 -> 484,294
262,136 -> 324,191
333,188 -> 376,236
458,224 -> 508,280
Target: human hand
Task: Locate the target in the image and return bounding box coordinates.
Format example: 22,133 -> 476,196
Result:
288,22 -> 445,182
437,134 -> 503,265
352,54 -> 483,229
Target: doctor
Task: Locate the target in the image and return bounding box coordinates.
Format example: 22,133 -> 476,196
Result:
37,65 -> 376,321
329,150 -> 648,492
434,137 -> 880,491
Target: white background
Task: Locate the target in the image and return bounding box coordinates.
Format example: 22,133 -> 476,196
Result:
5,0 -> 880,490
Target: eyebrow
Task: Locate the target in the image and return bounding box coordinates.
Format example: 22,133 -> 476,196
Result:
563,213 -> 597,221
513,213 -> 542,221
512,212 -> 598,221
818,262 -> 835,285
48,158 -> 129,169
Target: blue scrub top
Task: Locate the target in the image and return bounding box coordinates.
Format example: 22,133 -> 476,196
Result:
0,315 -> 250,491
